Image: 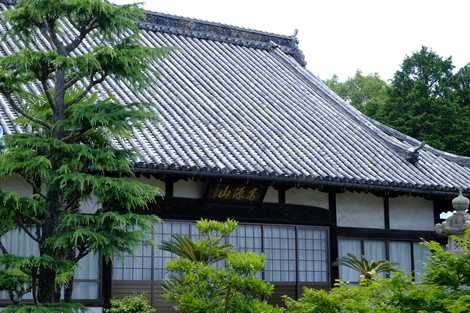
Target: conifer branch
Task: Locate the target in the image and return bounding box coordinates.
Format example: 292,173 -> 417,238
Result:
63,128 -> 94,143
39,79 -> 55,110
65,18 -> 98,54
3,93 -> 52,130
75,247 -> 90,262
16,221 -> 40,243
67,72 -> 108,107
46,21 -> 66,55
64,76 -> 81,90
27,179 -> 47,200
0,241 -> 9,255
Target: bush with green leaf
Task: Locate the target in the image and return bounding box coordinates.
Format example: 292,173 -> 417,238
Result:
162,219 -> 282,313
106,295 -> 154,313
285,231 -> 470,313
423,229 -> 470,290
285,273 -> 467,313
3,303 -> 84,313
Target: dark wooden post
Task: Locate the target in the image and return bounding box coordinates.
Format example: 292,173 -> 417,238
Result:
384,196 -> 390,230
328,192 -> 339,287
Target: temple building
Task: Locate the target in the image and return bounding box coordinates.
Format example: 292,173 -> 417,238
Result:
1,1 -> 470,311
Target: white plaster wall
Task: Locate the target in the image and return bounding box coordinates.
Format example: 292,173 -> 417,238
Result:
0,176 -> 32,197
389,196 -> 434,231
174,180 -> 207,199
263,187 -> 278,203
337,192 -> 384,228
285,188 -> 329,209
86,308 -> 103,313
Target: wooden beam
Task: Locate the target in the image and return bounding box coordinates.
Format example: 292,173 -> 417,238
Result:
149,197 -> 330,226
337,227 -> 443,242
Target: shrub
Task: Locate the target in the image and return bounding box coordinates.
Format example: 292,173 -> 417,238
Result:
106,295 -> 154,313
3,303 -> 84,313
162,219 -> 282,313
284,274 -> 466,313
285,231 -> 470,313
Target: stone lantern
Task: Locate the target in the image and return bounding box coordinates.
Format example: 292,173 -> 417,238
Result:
435,190 -> 470,252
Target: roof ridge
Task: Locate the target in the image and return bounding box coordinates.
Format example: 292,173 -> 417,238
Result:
141,11 -> 306,66
144,10 -> 294,41
0,0 -> 307,66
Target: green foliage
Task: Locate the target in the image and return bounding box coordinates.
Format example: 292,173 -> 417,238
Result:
160,219 -> 235,264
0,254 -> 76,304
3,303 -> 84,313
162,219 -> 282,313
381,46 -> 470,156
285,273 -> 469,313
423,229 -> 470,290
285,234 -> 470,313
106,295 -> 154,313
0,0 -> 168,304
325,48 -> 470,156
0,266 -> 31,304
324,71 -> 389,117
336,253 -> 395,281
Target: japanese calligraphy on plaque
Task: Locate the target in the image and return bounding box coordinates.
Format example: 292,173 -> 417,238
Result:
207,182 -> 267,203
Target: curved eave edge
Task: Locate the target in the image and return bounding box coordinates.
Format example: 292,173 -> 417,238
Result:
366,117 -> 470,167
133,163 -> 467,197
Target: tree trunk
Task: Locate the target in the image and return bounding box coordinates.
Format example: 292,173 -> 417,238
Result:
37,182 -> 63,303
38,267 -> 59,303
64,276 -> 74,302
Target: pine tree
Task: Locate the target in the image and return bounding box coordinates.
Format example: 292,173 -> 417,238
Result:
0,0 -> 169,304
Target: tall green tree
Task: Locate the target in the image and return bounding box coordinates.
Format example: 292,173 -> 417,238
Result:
455,63 -> 470,107
381,47 -> 470,156
324,71 -> 389,118
0,0 -> 168,305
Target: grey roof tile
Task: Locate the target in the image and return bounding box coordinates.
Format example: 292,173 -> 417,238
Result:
1,1 -> 470,193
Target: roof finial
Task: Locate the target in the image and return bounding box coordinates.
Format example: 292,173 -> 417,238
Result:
406,141 -> 426,164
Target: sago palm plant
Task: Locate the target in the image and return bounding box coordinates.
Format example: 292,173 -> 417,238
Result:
160,234 -> 230,264
337,254 -> 396,281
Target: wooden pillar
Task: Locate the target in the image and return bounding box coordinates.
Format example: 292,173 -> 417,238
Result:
328,192 -> 339,287
384,196 -> 390,230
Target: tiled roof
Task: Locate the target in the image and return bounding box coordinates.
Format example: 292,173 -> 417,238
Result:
1,1 -> 470,194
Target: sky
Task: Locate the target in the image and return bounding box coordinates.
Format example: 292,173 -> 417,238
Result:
111,0 -> 470,82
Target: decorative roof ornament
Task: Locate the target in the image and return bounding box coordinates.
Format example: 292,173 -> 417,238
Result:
435,189 -> 470,252
406,141 -> 426,164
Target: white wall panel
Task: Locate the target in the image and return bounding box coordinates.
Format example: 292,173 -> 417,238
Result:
174,180 -> 206,199
337,192 -> 384,228
285,188 -> 328,208
263,187 -> 278,203
136,177 -> 165,196
389,196 -> 434,231
0,176 -> 32,197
